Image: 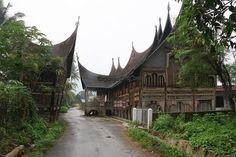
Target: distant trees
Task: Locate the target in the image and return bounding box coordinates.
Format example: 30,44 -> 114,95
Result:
171,0 -> 236,110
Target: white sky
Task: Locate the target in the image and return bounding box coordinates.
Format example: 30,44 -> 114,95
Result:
5,0 -> 182,91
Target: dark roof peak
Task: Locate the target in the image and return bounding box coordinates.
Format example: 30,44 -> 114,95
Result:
117,57 -> 123,73
158,18 -> 163,40
109,57 -> 117,76
132,42 -> 136,51
160,4 -> 172,42
167,2 -> 170,13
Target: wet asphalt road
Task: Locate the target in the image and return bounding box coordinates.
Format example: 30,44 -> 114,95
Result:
44,108 -> 152,157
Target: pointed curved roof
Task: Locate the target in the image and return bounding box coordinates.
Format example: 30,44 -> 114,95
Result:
116,57 -> 123,74
51,23 -> 78,78
160,7 -> 172,43
109,58 -> 117,76
78,61 -> 115,89
119,25 -> 160,77
158,18 -> 163,41
78,9 -> 174,89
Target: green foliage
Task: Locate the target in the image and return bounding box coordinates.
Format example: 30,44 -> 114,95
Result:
129,120 -> 142,127
0,2 -> 65,155
0,80 -> 38,126
0,0 -> 25,25
227,63 -> 236,84
128,128 -> 189,157
0,80 -> 49,154
24,120 -> 65,157
152,113 -> 236,156
0,20 -> 60,82
171,0 -> 236,109
63,81 -> 78,107
60,104 -> 69,113
152,114 -> 175,135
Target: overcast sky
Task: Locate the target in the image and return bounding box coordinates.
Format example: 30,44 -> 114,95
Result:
6,0 -> 182,91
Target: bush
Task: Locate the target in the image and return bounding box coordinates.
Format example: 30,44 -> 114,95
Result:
0,80 -> 48,154
60,105 -> 69,113
152,113 -> 236,156
0,80 -> 38,126
152,114 -> 176,135
24,120 -> 65,157
181,113 -> 236,156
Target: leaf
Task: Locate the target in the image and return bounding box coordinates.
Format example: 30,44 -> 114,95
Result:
230,13 -> 236,22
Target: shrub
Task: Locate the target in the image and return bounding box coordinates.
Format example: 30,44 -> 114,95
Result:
0,80 -> 48,154
60,105 -> 69,113
0,80 -> 38,126
152,113 -> 236,156
152,114 -> 175,135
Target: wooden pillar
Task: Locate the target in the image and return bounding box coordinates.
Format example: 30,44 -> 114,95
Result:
164,81 -> 167,112
192,89 -> 196,112
85,88 -> 88,115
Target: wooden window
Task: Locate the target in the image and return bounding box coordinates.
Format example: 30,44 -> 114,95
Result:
146,75 -> 151,87
208,76 -> 215,87
152,73 -> 157,87
197,100 -> 212,111
158,75 -> 164,87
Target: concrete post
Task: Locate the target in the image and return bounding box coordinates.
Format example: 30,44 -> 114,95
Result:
136,109 -> 142,123
147,108 -> 153,129
132,108 -> 136,121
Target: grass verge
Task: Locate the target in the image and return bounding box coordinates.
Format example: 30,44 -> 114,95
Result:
128,127 -> 190,157
24,120 -> 65,157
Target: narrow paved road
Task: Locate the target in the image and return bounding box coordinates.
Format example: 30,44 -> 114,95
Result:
44,108 -> 157,157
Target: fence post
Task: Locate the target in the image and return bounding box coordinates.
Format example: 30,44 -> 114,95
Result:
147,108 -> 153,129
132,108 -> 136,121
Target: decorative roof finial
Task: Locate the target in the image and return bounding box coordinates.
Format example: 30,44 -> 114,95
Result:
132,41 -> 134,49
159,17 -> 162,24
155,25 -> 157,30
167,2 -> 170,13
76,53 -> 79,62
112,58 -> 114,63
76,16 -> 80,26
117,57 -> 122,70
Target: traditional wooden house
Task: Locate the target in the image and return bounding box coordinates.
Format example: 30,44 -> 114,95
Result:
31,22 -> 78,121
78,9 -> 217,119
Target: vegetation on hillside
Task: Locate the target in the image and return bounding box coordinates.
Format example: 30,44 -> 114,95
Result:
152,113 -> 236,156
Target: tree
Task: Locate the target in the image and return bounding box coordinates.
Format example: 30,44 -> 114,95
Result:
0,20 -> 60,84
170,0 -> 236,110
227,63 -> 236,84
0,0 -> 24,25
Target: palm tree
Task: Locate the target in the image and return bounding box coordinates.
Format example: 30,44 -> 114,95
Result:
0,0 -> 24,25
70,60 -> 80,81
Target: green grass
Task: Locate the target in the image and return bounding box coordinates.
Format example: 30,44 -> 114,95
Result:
128,127 -> 190,157
0,120 -> 65,157
24,120 -> 65,157
152,113 -> 236,156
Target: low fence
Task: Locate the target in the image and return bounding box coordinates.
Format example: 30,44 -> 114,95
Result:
132,108 -> 153,129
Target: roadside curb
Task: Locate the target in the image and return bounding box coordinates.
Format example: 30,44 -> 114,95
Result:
105,116 -> 131,128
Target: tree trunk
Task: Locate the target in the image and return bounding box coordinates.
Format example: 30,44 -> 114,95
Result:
217,64 -> 235,111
